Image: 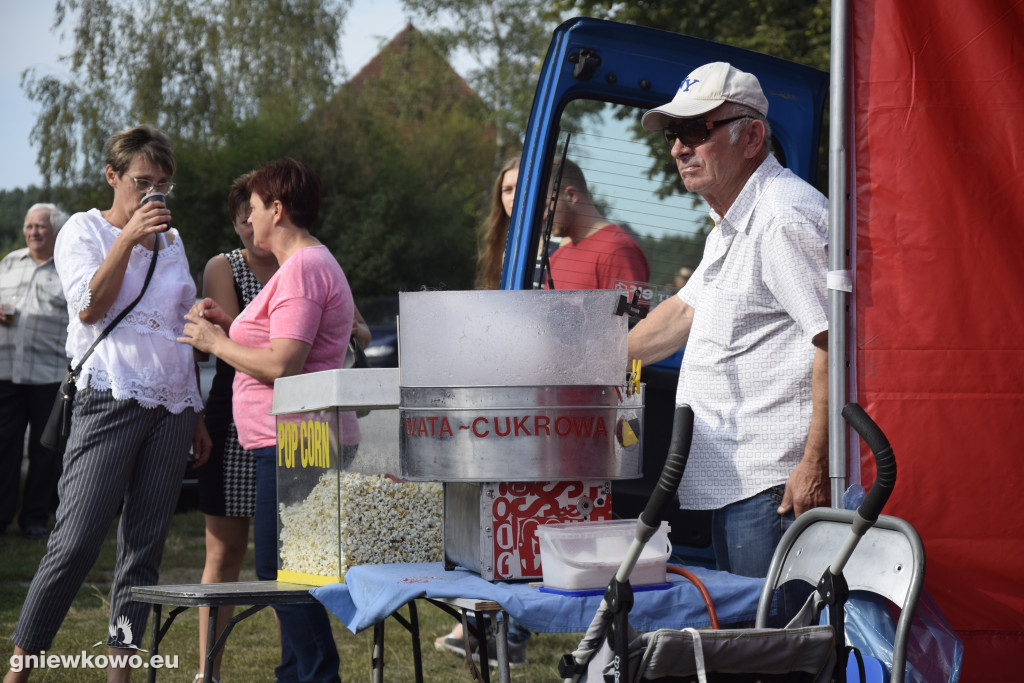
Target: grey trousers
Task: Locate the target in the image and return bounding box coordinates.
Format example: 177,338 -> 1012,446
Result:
11,386 -> 197,652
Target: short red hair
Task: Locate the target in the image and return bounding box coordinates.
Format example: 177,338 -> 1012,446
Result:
247,158 -> 322,229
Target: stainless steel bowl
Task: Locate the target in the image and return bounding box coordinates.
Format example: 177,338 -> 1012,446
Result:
399,385 -> 644,481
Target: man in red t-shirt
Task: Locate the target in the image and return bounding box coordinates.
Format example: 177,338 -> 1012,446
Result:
545,158 -> 650,290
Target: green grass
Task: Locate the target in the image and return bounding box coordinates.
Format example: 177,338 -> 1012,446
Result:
1,509 -> 582,681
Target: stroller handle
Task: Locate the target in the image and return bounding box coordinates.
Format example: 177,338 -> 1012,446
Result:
640,404 -> 694,532
841,402 -> 896,524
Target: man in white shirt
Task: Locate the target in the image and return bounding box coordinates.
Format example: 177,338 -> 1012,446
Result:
628,63 -> 830,605
0,204 -> 70,540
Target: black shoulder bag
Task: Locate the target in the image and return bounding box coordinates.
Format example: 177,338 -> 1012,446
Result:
41,238 -> 161,453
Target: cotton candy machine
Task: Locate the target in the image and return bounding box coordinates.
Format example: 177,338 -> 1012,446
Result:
397,290 -> 644,580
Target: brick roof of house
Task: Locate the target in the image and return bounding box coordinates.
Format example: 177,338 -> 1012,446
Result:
347,22 -> 478,101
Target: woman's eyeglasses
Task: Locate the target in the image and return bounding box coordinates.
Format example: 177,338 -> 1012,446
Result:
124,174 -> 175,196
662,115 -> 752,147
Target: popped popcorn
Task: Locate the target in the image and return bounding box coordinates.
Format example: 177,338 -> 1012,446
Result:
278,472 -> 443,578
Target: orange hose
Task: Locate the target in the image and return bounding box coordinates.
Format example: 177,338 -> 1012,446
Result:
667,565 -> 720,629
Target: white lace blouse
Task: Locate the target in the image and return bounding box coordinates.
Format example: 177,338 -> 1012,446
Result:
54,208 -> 202,414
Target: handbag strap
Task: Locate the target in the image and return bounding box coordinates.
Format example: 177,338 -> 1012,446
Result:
70,235 -> 161,378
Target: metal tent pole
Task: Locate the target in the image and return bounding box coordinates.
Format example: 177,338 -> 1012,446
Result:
828,0 -> 853,505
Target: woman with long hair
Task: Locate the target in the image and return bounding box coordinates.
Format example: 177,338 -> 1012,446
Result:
474,155 -> 520,290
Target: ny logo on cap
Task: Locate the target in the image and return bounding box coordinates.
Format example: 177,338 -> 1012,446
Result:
678,78 -> 700,93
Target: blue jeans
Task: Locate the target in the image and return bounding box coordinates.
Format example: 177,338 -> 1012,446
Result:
711,484 -> 809,626
254,446 -> 341,683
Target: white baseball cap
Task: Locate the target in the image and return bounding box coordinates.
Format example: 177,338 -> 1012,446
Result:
641,62 -> 769,131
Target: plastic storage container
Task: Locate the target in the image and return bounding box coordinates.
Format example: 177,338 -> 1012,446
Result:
536,519 -> 671,591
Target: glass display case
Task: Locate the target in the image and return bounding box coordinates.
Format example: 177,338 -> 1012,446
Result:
272,369 -> 443,586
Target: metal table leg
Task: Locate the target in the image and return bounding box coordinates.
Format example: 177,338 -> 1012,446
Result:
495,610 -> 510,683
410,601 -> 423,683
372,619 -> 385,683
147,604 -> 161,683
207,604 -> 269,677
427,599 -> 504,683
371,601 -> 426,683
385,602 -> 424,683
146,603 -> 189,683
205,607 -> 218,681
476,610 -> 495,683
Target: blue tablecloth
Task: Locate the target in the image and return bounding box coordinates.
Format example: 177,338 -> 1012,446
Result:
312,562 -> 765,635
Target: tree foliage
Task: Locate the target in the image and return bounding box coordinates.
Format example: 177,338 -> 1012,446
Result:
21,0 -> 498,300
398,0 -> 559,160
24,0 -> 351,190
638,229 -> 709,287
309,32 -> 495,295
173,113 -> 321,279
552,0 -> 830,71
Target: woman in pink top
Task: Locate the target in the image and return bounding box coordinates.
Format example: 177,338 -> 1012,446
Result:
180,158 -> 350,683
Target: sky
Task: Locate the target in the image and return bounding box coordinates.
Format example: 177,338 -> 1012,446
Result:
0,0 -> 446,192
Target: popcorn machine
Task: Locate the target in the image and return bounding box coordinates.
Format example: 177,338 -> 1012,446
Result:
271,368 -> 442,586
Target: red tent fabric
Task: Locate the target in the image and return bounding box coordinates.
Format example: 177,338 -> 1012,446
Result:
852,1 -> 1024,679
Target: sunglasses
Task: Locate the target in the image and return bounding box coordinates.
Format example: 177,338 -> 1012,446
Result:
662,115 -> 752,147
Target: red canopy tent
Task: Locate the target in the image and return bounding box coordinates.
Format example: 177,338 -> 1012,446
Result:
850,0 -> 1024,679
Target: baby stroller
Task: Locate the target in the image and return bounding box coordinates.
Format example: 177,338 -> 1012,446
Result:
560,402 -> 923,683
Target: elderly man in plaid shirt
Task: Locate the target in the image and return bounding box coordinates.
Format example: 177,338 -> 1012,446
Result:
0,203 -> 70,540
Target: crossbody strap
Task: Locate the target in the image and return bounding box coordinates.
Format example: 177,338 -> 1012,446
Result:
70,236 -> 161,378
